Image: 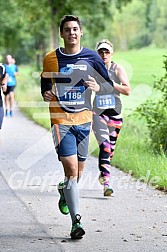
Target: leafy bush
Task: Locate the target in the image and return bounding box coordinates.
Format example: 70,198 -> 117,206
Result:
129,33 -> 152,49
136,55 -> 167,155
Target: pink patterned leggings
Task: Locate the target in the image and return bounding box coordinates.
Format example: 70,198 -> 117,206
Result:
92,112 -> 123,184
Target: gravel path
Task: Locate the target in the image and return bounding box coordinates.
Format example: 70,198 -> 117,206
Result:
0,106 -> 166,252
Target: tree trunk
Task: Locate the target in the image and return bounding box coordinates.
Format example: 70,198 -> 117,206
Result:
49,0 -> 59,50
50,21 -> 59,50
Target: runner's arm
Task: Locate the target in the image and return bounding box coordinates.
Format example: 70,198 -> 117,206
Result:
114,64 -> 131,95
41,76 -> 54,102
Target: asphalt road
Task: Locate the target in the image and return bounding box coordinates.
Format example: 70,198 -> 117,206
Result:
0,106 -> 167,252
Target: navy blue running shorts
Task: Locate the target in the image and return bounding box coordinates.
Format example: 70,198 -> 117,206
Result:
52,122 -> 91,161
3,86 -> 16,96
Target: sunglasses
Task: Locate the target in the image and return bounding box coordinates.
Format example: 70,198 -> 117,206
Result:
98,50 -> 110,55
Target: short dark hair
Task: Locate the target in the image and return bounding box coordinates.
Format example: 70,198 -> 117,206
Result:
59,15 -> 82,33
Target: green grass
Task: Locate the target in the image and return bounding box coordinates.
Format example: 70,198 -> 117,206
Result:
15,65 -> 51,129
15,47 -> 167,191
89,115 -> 167,191
113,46 -> 167,87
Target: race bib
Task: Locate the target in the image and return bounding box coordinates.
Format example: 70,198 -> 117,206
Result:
96,94 -> 115,109
58,85 -> 85,105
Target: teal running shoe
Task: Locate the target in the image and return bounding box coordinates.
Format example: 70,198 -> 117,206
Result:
70,214 -> 85,239
104,186 -> 113,196
58,182 -> 69,215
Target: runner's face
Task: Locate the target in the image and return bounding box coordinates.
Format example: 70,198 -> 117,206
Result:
98,49 -> 112,65
60,21 -> 83,46
6,55 -> 13,64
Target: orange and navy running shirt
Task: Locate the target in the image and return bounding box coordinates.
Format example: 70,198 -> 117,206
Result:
41,47 -> 113,125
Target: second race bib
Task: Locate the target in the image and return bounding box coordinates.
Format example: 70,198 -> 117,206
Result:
95,94 -> 115,109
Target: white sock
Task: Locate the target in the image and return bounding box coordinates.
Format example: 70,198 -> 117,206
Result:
63,178 -> 79,223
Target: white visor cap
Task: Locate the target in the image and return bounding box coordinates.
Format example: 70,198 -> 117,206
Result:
97,42 -> 113,53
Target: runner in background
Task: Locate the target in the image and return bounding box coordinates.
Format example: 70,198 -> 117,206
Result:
0,63 -> 7,129
92,39 -> 131,196
3,55 -> 18,117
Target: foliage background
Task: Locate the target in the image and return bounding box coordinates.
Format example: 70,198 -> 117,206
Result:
0,0 -> 167,65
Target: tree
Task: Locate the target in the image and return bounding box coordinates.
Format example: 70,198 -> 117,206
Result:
154,0 -> 167,47
1,0 -> 132,65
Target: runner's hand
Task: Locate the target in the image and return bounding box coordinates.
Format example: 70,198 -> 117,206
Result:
84,75 -> 100,92
43,90 -> 54,102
